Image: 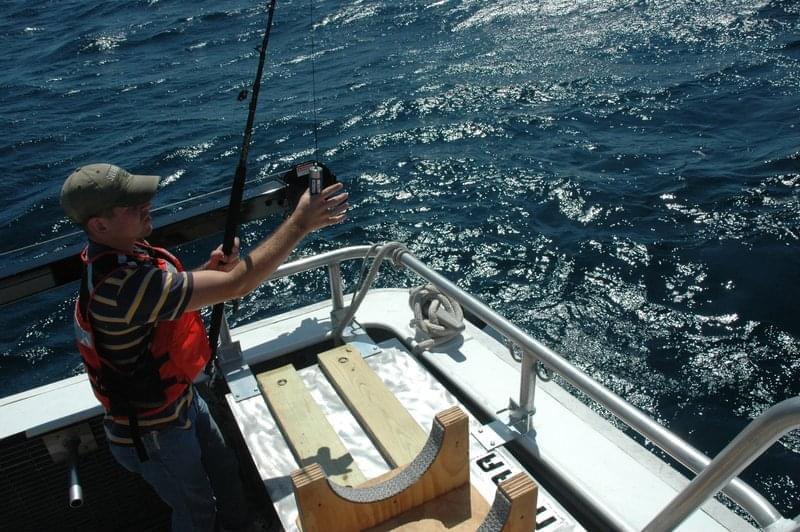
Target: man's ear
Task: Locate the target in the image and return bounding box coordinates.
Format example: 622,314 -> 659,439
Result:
85,216 -> 107,237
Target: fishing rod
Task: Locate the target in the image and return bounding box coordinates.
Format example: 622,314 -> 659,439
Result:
207,0 -> 279,364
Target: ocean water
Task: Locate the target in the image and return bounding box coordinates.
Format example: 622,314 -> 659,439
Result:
1,0 -> 798,521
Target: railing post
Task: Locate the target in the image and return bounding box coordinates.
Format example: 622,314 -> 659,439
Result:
509,346 -> 537,433
328,261 -> 347,344
215,311 -> 260,401
328,262 -> 344,312
219,313 -> 233,347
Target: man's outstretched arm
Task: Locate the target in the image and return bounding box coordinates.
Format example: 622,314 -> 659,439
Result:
185,182 -> 348,311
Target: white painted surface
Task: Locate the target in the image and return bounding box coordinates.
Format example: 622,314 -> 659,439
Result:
0,373 -> 102,439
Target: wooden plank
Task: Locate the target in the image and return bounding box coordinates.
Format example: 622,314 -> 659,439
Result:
318,344 -> 427,468
257,364 -> 366,487
365,484 -> 490,531
497,473 -> 538,532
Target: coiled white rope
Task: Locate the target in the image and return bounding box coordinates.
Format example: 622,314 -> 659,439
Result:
409,284 -> 465,354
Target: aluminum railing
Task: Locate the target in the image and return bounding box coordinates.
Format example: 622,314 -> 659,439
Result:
644,397 -> 800,531
268,244 -> 790,530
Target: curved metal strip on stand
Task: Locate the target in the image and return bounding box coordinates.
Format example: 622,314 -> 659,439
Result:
290,406 -> 537,532
477,474 -> 539,532
291,406 -> 469,531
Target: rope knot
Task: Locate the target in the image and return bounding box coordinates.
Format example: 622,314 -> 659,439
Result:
408,284 -> 465,354
387,242 -> 409,268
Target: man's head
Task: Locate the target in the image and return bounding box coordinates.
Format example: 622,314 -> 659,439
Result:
61,163 -> 159,243
61,164 -> 159,225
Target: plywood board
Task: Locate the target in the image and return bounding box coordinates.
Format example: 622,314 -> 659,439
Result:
318,344 -> 427,467
257,364 -> 366,486
365,483 -> 488,531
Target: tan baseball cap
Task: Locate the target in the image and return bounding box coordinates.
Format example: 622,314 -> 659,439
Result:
60,163 -> 160,224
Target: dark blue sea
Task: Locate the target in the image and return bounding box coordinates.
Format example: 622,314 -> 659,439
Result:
1,0 -> 798,522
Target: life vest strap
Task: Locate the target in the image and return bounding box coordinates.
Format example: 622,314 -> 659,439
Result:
128,413 -> 149,462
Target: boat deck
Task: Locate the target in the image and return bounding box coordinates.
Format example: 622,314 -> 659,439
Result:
227,338 -> 576,531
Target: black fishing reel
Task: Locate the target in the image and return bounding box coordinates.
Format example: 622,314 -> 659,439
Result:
280,161 -> 338,213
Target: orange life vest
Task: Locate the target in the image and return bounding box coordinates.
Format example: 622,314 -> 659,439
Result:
74,242 -> 211,419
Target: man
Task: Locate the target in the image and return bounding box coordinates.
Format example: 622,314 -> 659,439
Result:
60,163 -> 348,532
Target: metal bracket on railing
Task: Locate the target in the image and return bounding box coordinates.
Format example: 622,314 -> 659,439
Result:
537,361 -> 553,382
217,316 -> 260,402
331,308 -> 381,358
507,338 -> 523,362
508,338 -> 551,382
506,399 -> 536,435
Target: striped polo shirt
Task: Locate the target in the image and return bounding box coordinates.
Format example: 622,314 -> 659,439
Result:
83,240 -> 196,445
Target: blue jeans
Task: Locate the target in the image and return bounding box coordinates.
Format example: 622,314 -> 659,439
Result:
110,391 -> 249,532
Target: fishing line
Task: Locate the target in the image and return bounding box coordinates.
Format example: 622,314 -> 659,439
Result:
309,0 -> 320,161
